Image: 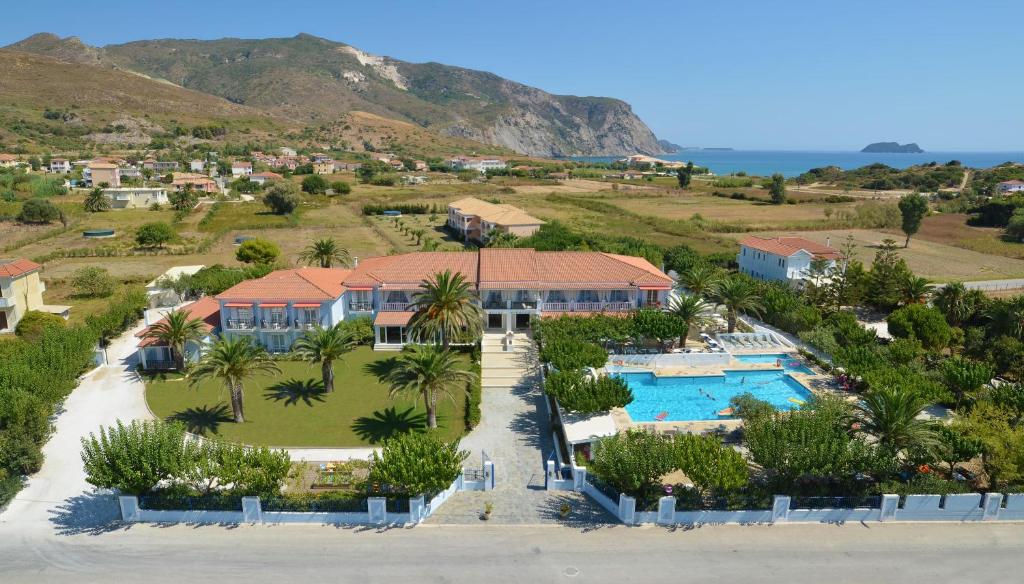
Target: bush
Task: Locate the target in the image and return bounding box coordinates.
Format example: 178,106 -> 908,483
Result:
263,183 -> 300,214
85,285 -> 147,341
368,432 -> 468,497
544,370 -> 633,414
887,304 -> 952,350
330,181 -> 351,195
14,310 -> 65,341
590,429 -> 676,502
465,361 -> 482,430
17,198 -> 60,224
539,339 -> 608,371
135,221 -> 176,248
341,317 -> 374,345
236,238 -> 281,265
301,174 -> 328,195
673,433 -> 750,497
81,420 -> 194,495
71,266 -> 116,298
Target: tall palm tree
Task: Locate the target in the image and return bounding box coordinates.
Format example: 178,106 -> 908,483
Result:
142,309 -> 207,370
292,323 -> 357,393
383,344 -> 476,429
900,275 -> 932,305
298,238 -> 351,268
408,270 -> 484,349
666,294 -> 708,347
83,187 -> 110,212
711,277 -> 763,333
189,336 -> 281,423
855,386 -> 938,454
678,263 -> 722,299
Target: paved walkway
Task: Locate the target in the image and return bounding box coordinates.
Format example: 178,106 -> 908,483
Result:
0,322 -> 151,535
426,333 -> 612,525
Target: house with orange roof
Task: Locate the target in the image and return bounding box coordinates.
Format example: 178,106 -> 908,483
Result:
212,249 -> 672,351
135,297 -> 220,368
86,161 -> 121,187
250,171 -> 283,186
171,173 -> 219,193
0,258 -> 69,333
0,153 -> 20,168
737,236 -> 844,284
447,197 -> 544,243
49,158 -> 71,174
230,161 -> 253,178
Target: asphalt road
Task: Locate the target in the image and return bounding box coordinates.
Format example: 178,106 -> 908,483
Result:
1,521 -> 1022,584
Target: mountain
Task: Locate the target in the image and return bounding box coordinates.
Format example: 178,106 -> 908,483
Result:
861,142 -> 924,153
7,33 -> 664,157
656,139 -> 683,153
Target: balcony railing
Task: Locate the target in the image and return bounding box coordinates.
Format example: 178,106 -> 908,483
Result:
295,321 -> 318,331
572,302 -> 603,312
603,301 -> 633,311
510,300 -> 539,310
226,319 -> 255,330
483,299 -> 507,310
540,301 -> 634,313
381,302 -> 412,311
262,319 -> 289,330
348,301 -> 373,312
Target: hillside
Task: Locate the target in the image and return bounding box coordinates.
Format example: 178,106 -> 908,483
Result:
0,48 -> 285,150
8,33 -> 664,157
795,161 -> 964,191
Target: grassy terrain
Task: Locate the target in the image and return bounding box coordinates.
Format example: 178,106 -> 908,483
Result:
145,347 -> 470,447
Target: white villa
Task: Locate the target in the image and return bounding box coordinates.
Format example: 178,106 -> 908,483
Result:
737,236 -> 843,284
102,187 -> 169,209
447,156 -> 507,173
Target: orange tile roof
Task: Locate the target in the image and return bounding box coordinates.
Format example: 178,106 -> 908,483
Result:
217,268 -> 350,301
739,236 -> 844,260
252,171 -> 283,179
344,252 -> 479,289
0,258 -> 41,278
137,297 -> 221,347
0,154 -> 17,162
373,311 -> 415,327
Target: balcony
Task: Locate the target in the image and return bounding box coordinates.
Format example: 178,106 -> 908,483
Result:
226,319 -> 256,331
348,301 -> 373,312
261,319 -> 289,331
483,299 -> 507,310
540,301 -> 635,313
381,302 -> 412,311
294,321 -> 318,331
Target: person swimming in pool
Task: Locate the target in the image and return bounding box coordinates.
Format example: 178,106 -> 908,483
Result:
741,376 -> 746,385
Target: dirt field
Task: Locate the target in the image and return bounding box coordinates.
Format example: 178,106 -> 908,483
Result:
880,213 -> 1024,260
726,228 -> 1024,281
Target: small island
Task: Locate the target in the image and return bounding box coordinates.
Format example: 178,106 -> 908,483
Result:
861,142 -> 924,153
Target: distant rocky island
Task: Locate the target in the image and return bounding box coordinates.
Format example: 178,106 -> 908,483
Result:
861,142 -> 924,153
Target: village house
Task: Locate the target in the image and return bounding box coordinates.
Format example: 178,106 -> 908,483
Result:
86,162 -> 121,187
136,296 -> 220,368
209,248 -> 671,352
310,153 -> 332,163
447,197 -> 544,243
279,147 -> 297,157
0,258 -> 69,333
49,158 -> 71,173
737,235 -> 843,284
997,180 -> 1024,194
312,160 -> 335,175
250,171 -> 283,186
231,161 -> 253,178
0,154 -> 20,168
334,161 -> 362,172
448,156 -> 507,173
171,173 -> 219,193
189,160 -> 206,173
143,160 -> 180,174
102,187 -> 170,209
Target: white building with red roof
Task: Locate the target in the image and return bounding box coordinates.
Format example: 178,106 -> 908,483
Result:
211,249 -> 672,351
997,180 -> 1024,194
737,236 -> 844,284
135,297 -> 221,368
0,258 -> 69,333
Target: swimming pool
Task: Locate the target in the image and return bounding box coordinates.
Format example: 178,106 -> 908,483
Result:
733,353 -> 814,375
618,369 -> 813,422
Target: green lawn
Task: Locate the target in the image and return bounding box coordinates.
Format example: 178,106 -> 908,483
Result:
145,346 -> 470,447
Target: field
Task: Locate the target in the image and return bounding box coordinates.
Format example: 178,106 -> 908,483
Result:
144,348 -> 469,447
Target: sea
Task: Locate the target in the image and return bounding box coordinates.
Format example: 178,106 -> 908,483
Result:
571,151 -> 1024,178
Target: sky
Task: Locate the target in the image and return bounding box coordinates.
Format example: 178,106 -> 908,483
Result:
1,0 -> 1022,151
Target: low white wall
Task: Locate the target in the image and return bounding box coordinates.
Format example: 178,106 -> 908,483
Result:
262,511 -> 380,525
610,352 -> 731,370
582,481 -> 620,516
137,509 -> 245,523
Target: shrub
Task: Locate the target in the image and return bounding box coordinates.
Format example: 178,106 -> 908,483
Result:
301,174 -> 328,195
544,370 -> 633,414
887,304 -> 952,350
14,310 -> 65,341
672,433 -> 750,497
330,181 -> 351,195
263,183 -> 300,214
135,221 -> 176,248
342,317 -> 374,345
236,238 -> 281,265
590,429 -> 676,502
539,339 -> 608,371
81,420 -> 194,495
17,198 -> 60,224
71,266 -> 116,298
368,432 -> 468,497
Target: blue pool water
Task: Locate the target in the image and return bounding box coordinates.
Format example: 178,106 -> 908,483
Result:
733,353 -> 814,375
619,370 -> 812,422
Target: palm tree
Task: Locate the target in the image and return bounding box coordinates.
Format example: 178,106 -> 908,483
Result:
711,277 -> 763,333
678,263 -> 722,299
900,275 -> 932,305
855,386 -> 938,454
933,281 -> 972,326
298,238 -> 351,268
142,309 -> 207,370
292,323 -> 357,393
383,344 -> 476,429
666,294 -> 708,347
83,187 -> 110,212
189,336 -> 280,423
411,229 -> 425,245
408,270 -> 484,349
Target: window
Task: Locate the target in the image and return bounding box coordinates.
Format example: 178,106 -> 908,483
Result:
301,307 -> 319,324
546,290 -> 566,303
645,290 -> 659,305
268,334 -> 288,353
382,326 -> 406,344
609,290 -> 629,303
385,291 -> 408,304
576,290 -> 599,303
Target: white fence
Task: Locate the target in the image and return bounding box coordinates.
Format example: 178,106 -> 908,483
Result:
117,471 -> 480,526
585,490 -> 1023,525
609,351 -> 731,370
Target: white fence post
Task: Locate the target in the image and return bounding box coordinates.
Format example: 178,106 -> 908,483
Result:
545,459 -> 557,490
572,466 -> 587,492
618,494 -> 636,525
241,496 -> 262,523
409,495 -> 425,523
982,492 -> 1003,521
483,459 -> 495,491
118,495 -> 140,522
771,495 -> 790,523
367,497 -> 387,524
879,494 -> 899,522
657,496 -> 676,525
